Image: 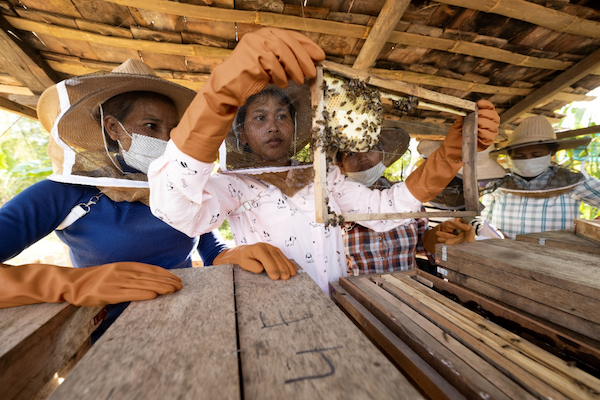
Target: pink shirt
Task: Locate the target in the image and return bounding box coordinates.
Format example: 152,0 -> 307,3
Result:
148,141 -> 422,294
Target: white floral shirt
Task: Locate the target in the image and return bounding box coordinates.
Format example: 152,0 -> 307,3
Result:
148,141 -> 422,294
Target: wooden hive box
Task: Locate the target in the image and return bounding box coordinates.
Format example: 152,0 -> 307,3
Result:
1,265 -> 423,400
332,270 -> 600,400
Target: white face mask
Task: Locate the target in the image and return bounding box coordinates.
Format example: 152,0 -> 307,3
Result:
510,154 -> 551,178
345,162 -> 387,187
117,121 -> 168,175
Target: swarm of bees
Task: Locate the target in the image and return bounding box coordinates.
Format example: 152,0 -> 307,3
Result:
313,73 -> 384,154
392,95 -> 419,114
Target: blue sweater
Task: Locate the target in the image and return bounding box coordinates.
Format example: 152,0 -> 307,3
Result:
0,179 -> 226,267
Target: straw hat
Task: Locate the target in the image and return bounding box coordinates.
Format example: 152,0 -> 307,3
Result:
417,140 -> 506,181
491,115 -> 590,154
37,59 -> 196,203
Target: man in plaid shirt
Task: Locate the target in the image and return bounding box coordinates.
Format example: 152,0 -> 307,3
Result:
481,115 -> 600,239
337,128 -> 475,275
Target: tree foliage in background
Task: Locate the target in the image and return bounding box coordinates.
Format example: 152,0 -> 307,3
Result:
0,115 -> 52,206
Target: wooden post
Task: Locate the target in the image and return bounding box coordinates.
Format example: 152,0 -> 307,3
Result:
461,110 -> 479,214
311,66 -> 330,225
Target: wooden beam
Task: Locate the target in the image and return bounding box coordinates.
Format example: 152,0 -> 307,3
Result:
0,15 -> 58,95
0,96 -> 38,119
556,125 -> 600,139
4,16 -> 232,59
353,0 -> 410,70
372,68 -> 594,103
433,0 -> 600,39
500,47 -> 600,126
0,84 -> 33,95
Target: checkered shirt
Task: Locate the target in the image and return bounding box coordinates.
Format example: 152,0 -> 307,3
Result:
481,167 -> 600,239
342,217 -> 428,275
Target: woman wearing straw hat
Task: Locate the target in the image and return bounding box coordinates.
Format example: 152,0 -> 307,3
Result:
0,60 -> 295,331
481,114 -> 600,239
148,27 -> 500,294
336,128 -> 476,276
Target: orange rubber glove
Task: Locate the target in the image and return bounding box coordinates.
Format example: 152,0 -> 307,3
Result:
171,27 -> 326,162
422,218 -> 477,254
405,100 -> 499,202
0,262 -> 182,309
213,243 -> 297,280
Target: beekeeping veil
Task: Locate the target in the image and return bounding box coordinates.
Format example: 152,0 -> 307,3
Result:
219,81 -> 314,197
37,59 -> 196,205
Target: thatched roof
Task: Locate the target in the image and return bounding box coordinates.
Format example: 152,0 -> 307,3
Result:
1,0 -> 599,143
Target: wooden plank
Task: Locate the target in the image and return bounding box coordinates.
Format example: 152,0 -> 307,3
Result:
329,283 -> 467,400
0,303 -> 104,400
311,66 -> 330,226
437,243 -> 600,324
352,0 -> 410,70
0,95 -> 37,118
5,16 -> 232,59
516,229 -> 600,255
445,269 -> 600,342
557,125 -> 600,139
0,15 -> 58,94
575,219 -> 600,245
413,269 -> 600,374
433,0 -> 600,39
500,47 -> 600,126
342,210 -> 478,222
339,277 -> 514,400
384,274 -> 598,400
234,268 -> 421,399
48,266 -> 240,400
437,240 -> 600,301
461,111 -> 478,213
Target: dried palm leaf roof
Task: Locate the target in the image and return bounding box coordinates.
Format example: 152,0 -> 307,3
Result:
1,0 -> 599,142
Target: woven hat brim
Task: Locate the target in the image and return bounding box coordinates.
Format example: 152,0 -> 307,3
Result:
52,74 -> 196,152
491,137 -> 591,154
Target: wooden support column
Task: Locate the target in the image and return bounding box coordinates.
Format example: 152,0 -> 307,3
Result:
461,110 -> 479,213
352,0 -> 410,71
311,66 -> 330,225
500,47 -> 600,126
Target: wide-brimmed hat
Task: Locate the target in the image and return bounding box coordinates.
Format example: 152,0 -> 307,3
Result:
491,115 -> 591,154
221,81 -> 313,172
37,58 -> 196,203
417,140 -> 506,181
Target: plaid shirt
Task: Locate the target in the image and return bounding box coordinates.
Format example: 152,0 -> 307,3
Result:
481,166 -> 600,239
342,217 -> 428,275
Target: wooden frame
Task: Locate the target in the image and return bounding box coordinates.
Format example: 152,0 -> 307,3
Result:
311,61 -> 480,224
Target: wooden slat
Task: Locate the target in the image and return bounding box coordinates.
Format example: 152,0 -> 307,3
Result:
575,219 -> 600,245
0,15 -> 58,95
310,66 -> 330,225
0,95 -> 38,119
515,229 -> 600,255
433,0 -> 600,39
413,270 -> 600,372
48,266 -> 240,400
339,277 -> 515,400
234,267 -> 421,399
341,210 -> 478,222
0,303 -> 104,400
381,274 -> 600,399
352,0 -> 410,70
500,47 -> 600,126
330,283 -> 467,400
557,125 -> 600,139
5,16 -> 232,59
461,111 -> 478,212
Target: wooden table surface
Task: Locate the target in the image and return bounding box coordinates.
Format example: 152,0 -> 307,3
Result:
3,265 -> 421,400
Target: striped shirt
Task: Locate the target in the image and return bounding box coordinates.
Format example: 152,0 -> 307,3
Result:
481,166 -> 600,239
342,217 -> 428,275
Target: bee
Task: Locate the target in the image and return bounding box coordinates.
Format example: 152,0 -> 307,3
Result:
340,101 -> 347,107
